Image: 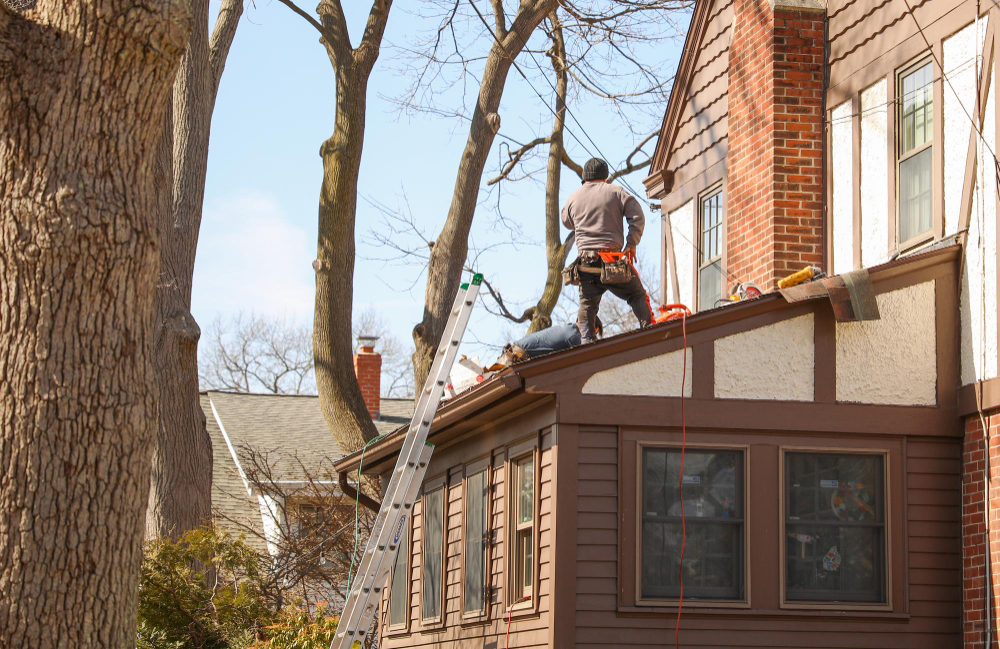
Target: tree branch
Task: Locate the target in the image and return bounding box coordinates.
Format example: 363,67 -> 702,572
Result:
561,149 -> 583,179
489,0 -> 506,39
208,0 -> 243,95
355,0 -> 392,71
486,136 -> 551,185
274,0 -> 337,46
480,276 -> 536,324
315,0 -> 353,63
608,131 -> 657,182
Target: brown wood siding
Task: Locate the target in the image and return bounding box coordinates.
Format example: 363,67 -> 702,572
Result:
666,0 -> 734,195
378,416 -> 555,648
570,427 -> 961,647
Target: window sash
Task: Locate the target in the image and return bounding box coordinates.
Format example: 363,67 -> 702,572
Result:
700,190 -> 723,264
896,59 -> 934,244
784,452 -> 886,604
898,60 -> 933,156
463,469 -> 488,615
898,146 -> 933,244
511,454 -> 535,604
421,487 -> 444,620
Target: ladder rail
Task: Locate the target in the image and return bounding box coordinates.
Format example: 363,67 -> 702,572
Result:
331,275 -> 482,648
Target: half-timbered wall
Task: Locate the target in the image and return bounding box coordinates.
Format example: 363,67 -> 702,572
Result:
826,0 -> 999,387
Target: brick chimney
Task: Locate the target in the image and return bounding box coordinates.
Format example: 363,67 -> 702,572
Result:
726,0 -> 826,289
353,335 -> 381,419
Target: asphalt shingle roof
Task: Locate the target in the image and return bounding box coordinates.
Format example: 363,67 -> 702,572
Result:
202,391 -> 414,544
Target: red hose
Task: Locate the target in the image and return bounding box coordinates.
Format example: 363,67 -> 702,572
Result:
675,311 -> 688,648
505,596 -> 531,649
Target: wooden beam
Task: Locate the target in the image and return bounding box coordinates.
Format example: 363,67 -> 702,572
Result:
957,16 -> 995,234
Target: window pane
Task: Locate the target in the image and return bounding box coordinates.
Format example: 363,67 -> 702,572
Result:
421,488 -> 444,619
786,453 -> 885,603
517,457 -> 533,525
641,448 -> 744,600
389,524 -> 408,627
463,470 -> 488,614
518,528 -> 533,596
900,62 -> 933,154
899,147 -> 932,242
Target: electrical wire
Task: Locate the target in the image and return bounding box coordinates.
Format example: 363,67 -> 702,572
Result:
675,309 -> 688,649
505,595 -> 531,649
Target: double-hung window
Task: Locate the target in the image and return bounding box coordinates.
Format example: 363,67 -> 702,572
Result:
897,59 -> 934,245
784,452 -> 886,604
421,485 -> 445,622
463,464 -> 489,616
388,523 -> 409,629
699,189 -> 723,311
511,454 -> 535,603
640,447 -> 745,600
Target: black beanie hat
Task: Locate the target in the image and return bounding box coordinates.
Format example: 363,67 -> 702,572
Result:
583,158 -> 609,182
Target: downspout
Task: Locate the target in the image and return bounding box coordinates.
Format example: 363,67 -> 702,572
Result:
820,10 -> 830,274
340,469 -> 381,513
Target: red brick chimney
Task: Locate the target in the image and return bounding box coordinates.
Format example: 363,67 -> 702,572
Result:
353,335 -> 381,419
726,0 -> 826,289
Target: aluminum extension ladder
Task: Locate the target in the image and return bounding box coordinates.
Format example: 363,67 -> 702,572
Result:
331,273 -> 483,649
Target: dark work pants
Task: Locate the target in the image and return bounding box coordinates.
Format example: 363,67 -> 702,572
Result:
577,267 -> 653,343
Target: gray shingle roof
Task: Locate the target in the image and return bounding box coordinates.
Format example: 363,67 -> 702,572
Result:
202,391 -> 414,545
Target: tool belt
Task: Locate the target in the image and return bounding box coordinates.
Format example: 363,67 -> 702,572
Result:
564,250 -> 634,285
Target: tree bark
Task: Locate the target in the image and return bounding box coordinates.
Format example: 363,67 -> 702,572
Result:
412,0 -> 558,385
0,2 -> 189,646
146,0 -> 242,541
529,14 -> 574,334
311,0 -> 392,454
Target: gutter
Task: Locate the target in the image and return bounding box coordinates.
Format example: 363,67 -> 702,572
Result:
339,470 -> 381,513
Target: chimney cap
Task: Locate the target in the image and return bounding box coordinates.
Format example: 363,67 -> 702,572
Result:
357,334 -> 380,351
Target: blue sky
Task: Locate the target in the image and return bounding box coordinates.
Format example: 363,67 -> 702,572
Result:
193,0 -> 691,374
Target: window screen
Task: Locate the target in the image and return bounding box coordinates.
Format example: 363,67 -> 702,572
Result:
421,487 -> 444,620
463,469 -> 489,614
641,448 -> 744,600
785,453 -> 886,603
388,523 -> 408,627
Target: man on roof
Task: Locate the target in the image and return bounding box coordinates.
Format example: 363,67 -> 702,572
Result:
561,158 -> 653,344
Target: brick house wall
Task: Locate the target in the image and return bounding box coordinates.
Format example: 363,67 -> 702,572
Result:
964,411 -> 1000,648
726,0 -> 825,290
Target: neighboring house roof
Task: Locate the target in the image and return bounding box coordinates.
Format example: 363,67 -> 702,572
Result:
202,390 -> 414,545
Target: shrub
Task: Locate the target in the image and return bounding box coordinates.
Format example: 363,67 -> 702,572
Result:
138,527 -> 275,648
250,605 -> 340,649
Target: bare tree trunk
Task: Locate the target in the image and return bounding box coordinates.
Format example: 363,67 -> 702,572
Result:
146,0 -> 242,541
413,0 -> 558,385
0,2 -> 189,646
529,14 -> 573,334
308,0 -> 392,454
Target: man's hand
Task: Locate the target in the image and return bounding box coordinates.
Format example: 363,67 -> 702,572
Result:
623,246 -> 636,261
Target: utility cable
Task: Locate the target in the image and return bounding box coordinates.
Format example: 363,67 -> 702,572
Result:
674,310 -> 689,649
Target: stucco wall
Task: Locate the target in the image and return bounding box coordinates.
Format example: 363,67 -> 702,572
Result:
832,99 -> 855,275
668,199 -> 695,308
944,20 -> 982,236
861,79 -> 889,267
960,67 -> 999,385
837,281 -> 937,405
582,348 -> 693,397
714,314 -> 814,401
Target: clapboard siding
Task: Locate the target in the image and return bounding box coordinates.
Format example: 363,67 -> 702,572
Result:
378,421 -> 555,648
572,429 -> 961,647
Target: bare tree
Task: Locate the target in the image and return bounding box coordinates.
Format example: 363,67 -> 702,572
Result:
200,312 -> 317,395
214,445 -> 372,609
404,0 -> 688,386
269,0 -> 393,455
146,0 -> 243,542
483,4 -> 688,334
199,310 -> 414,398
0,1 -> 188,645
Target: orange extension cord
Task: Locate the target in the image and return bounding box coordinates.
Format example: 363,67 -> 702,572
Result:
675,311 -> 689,649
